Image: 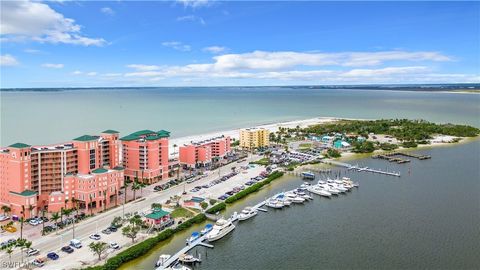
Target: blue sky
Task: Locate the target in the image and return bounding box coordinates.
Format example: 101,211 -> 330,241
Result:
0,0 -> 479,87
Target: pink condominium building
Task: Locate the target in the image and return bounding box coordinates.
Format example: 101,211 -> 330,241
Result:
179,135 -> 231,168
0,130 -> 124,218
120,130 -> 170,184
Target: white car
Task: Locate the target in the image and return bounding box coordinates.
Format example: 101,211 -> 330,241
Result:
26,248 -> 40,257
0,215 -> 9,221
29,219 -> 39,226
89,234 -> 101,240
110,242 -> 120,250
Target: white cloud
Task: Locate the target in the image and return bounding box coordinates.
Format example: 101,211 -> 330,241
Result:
86,72 -> 97,76
42,63 -> 64,69
343,66 -> 428,77
0,0 -> 106,46
24,48 -> 43,54
176,0 -> 212,9
72,70 -> 83,75
0,54 -> 19,66
100,7 -> 115,16
177,15 -> 206,25
102,73 -> 122,77
126,64 -> 160,71
203,46 -> 228,54
162,41 -> 191,52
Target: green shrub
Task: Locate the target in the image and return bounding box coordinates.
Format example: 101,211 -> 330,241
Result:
402,141 -> 418,148
326,148 -> 341,158
205,202 -> 226,214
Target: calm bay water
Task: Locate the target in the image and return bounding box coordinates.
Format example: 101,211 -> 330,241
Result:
123,140 -> 480,270
1,87 -> 479,146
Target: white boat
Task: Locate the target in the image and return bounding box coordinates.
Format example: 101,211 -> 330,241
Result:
320,184 -> 340,195
237,207 -> 257,221
308,186 -> 332,197
206,219 -> 235,242
155,254 -> 171,267
265,198 -> 284,209
334,184 -> 348,193
186,232 -> 200,245
300,182 -> 312,188
165,263 -> 191,270
285,192 -> 305,203
283,198 -> 292,206
200,224 -> 213,235
318,180 -> 326,185
179,253 -> 201,264
295,191 -> 313,200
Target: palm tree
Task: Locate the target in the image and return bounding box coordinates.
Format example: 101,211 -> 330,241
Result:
71,198 -> 79,239
103,190 -> 107,212
19,205 -> 25,240
5,246 -> 13,262
28,204 -> 34,219
41,209 -> 46,236
51,212 -> 60,234
1,205 -> 11,216
132,179 -> 140,201
173,144 -> 178,155
16,238 -> 26,263
89,241 -> 108,261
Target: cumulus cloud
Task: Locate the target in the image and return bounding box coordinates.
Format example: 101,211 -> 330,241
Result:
0,0 -> 106,46
100,7 -> 115,16
203,46 -> 228,54
0,54 -> 19,66
176,0 -> 212,9
162,41 -> 191,51
126,64 -> 160,71
72,70 -> 83,75
176,15 -> 206,25
42,63 -> 64,69
118,49 -> 470,84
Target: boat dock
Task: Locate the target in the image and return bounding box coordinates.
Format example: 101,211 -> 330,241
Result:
384,152 -> 431,160
156,234 -> 214,270
372,154 -> 411,164
323,160 -> 401,177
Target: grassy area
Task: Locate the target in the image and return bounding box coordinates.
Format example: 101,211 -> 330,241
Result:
250,158 -> 270,166
170,207 -> 194,219
298,143 -> 312,149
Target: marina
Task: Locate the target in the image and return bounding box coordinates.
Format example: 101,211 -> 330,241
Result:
323,160 -> 401,177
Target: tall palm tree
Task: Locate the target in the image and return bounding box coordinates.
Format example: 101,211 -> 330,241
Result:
51,212 -> 60,234
28,204 -> 34,219
1,205 -> 11,216
123,179 -> 130,204
71,198 -> 79,239
132,179 -> 140,201
41,209 -> 46,236
103,190 -> 107,212
20,205 -> 25,240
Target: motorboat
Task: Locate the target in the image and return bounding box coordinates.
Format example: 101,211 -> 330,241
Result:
200,224 -> 213,235
206,219 -> 235,242
307,186 -> 332,197
334,184 -> 348,193
165,263 -> 191,270
237,207 -> 257,221
318,180 -> 326,185
319,184 -> 339,195
265,198 -> 284,209
155,254 -> 171,267
285,192 -> 305,203
300,182 -> 312,188
301,172 -> 315,180
179,253 -> 201,264
295,191 -> 313,200
186,232 -> 200,245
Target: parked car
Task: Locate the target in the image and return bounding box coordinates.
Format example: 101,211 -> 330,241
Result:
26,248 -> 40,257
89,234 -> 101,240
108,226 -> 118,232
40,217 -> 49,222
61,246 -> 74,254
29,219 -> 39,226
101,229 -> 111,234
47,252 -> 59,260
110,242 -> 120,250
0,215 -> 9,221
32,258 -> 45,267
69,239 -> 82,249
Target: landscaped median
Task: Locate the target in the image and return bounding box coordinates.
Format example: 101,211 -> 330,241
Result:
225,171 -> 284,204
85,213 -> 206,270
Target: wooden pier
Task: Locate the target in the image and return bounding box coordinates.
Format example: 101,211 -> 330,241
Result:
322,160 -> 401,177
384,152 -> 431,160
156,234 -> 214,270
372,154 -> 411,164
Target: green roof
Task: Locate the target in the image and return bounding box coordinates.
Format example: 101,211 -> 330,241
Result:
9,143 -> 31,149
92,168 -> 108,174
120,129 -> 170,141
10,190 -> 37,197
113,166 -> 124,171
102,129 -> 120,134
145,209 -> 170,220
73,135 -> 99,142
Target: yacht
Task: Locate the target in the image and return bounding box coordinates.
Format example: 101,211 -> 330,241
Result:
179,253 -> 201,264
285,192 -> 305,203
295,191 -> 313,200
318,180 -> 326,185
186,232 -> 200,245
265,198 -> 284,209
300,182 -> 312,188
206,219 -> 235,242
334,184 -> 348,193
308,186 -> 332,197
200,224 -> 213,235
155,254 -> 171,267
165,263 -> 191,270
237,207 -> 258,221
319,184 -> 340,195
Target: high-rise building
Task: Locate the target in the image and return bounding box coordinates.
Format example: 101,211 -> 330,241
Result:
179,135 -> 231,168
239,128 -> 270,149
120,130 -> 170,184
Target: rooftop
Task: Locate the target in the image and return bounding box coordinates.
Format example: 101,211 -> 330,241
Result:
190,135 -> 228,146
145,209 -> 170,220
113,166 -> 124,171
92,168 -> 108,174
120,129 -> 170,141
102,129 -> 120,134
9,143 -> 31,149
73,135 -> 99,142
10,190 -> 37,197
